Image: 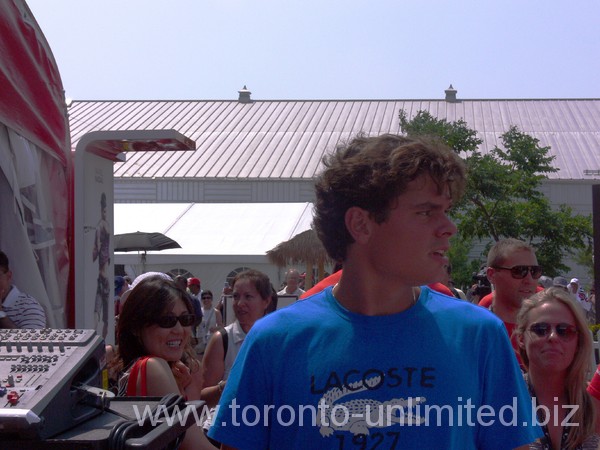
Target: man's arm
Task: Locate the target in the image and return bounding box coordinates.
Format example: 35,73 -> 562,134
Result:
0,311 -> 17,329
11,296 -> 47,329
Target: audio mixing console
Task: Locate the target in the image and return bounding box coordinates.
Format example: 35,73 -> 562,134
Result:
0,328 -> 105,440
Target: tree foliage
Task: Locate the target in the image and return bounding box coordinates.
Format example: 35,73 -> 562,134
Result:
399,109 -> 593,281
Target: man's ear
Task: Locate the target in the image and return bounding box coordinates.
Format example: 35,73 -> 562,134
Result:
344,207 -> 372,244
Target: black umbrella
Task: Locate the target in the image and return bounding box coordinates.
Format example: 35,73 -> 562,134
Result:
114,231 -> 181,252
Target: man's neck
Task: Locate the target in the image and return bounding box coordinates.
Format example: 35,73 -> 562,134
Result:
490,294 -> 521,324
333,265 -> 417,316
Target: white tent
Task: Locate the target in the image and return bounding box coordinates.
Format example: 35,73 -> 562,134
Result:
114,202 -> 315,293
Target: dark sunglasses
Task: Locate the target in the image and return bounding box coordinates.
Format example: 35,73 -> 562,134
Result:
493,265 -> 542,280
528,322 -> 578,341
155,313 -> 195,328
201,296 -> 213,300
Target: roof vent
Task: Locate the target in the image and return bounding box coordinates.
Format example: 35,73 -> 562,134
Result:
444,84 -> 457,102
238,85 -> 252,104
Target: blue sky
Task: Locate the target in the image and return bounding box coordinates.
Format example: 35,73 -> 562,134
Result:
27,0 -> 600,101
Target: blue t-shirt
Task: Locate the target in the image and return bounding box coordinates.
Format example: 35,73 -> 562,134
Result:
209,286 -> 542,449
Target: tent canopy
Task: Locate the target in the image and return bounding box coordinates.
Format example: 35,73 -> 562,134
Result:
114,202 -> 314,257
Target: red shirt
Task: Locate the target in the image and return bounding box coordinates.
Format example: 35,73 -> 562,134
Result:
588,365 -> 600,401
479,286 -> 544,308
300,270 -> 343,299
300,270 -> 454,299
478,292 -> 493,308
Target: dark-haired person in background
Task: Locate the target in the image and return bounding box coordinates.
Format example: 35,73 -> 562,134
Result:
114,275 -> 212,450
201,269 -> 274,446
0,250 -> 46,329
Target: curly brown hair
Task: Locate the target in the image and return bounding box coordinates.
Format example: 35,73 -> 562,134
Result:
313,134 -> 466,261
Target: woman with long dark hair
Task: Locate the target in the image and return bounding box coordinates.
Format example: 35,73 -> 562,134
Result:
114,275 -> 212,450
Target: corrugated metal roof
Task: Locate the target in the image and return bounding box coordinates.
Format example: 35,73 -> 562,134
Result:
68,98 -> 600,181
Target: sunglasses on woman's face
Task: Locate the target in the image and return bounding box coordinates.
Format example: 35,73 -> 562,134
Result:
201,296 -> 212,300
493,265 -> 543,280
528,322 -> 578,341
155,313 -> 195,328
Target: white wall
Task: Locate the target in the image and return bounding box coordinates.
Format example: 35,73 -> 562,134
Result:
116,256 -> 281,298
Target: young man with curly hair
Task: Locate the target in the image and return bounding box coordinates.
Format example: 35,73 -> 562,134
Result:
209,134 -> 540,449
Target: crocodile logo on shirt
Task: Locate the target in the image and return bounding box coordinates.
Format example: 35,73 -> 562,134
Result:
317,374 -> 426,437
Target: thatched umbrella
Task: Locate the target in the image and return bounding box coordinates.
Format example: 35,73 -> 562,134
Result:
266,229 -> 331,289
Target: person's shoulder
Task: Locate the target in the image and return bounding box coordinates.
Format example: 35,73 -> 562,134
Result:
478,292 -> 494,307
144,356 -> 173,377
297,285 -> 330,302
8,285 -> 43,308
423,286 -> 501,325
141,357 -> 183,396
251,289 -> 332,334
13,285 -> 40,301
16,293 -> 45,312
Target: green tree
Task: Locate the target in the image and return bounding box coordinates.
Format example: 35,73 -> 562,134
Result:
447,235 -> 484,290
399,110 -> 593,277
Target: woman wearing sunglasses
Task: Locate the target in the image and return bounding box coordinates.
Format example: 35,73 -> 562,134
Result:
515,287 -> 598,449
114,275 -> 213,450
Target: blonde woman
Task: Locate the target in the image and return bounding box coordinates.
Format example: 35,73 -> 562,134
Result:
515,287 -> 598,449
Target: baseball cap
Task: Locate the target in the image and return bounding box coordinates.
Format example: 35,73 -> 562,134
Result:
131,271 -> 172,290
553,276 -> 569,289
188,277 -> 201,287
570,278 -> 579,284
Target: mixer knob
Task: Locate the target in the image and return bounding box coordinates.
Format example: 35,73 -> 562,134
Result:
7,391 -> 19,405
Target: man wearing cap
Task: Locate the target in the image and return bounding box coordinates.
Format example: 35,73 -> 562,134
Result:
569,277 -> 592,317
0,250 -> 46,329
569,277 -> 586,301
552,276 -> 569,291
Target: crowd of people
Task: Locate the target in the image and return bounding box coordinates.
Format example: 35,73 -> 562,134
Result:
2,133 -> 599,449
